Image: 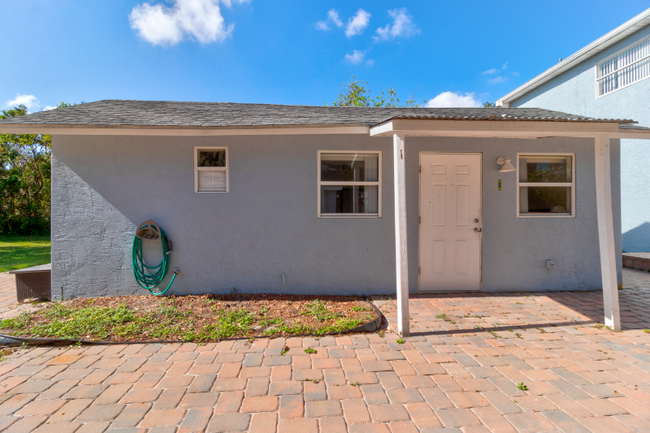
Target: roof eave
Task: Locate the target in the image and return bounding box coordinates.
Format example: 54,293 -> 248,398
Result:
0,123 -> 371,136
497,8 -> 650,106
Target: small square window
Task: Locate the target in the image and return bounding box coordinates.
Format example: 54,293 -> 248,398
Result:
195,147 -> 228,193
318,151 -> 382,217
518,154 -> 575,217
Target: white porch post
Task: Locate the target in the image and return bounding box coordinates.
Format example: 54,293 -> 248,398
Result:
594,133 -> 621,331
393,132 -> 410,337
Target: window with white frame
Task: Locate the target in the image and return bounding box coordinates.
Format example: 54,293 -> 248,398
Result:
518,154 -> 575,217
597,37 -> 650,97
318,151 -> 381,217
194,147 -> 228,193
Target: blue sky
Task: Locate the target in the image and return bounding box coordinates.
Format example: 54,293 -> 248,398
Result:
1,0 -> 648,111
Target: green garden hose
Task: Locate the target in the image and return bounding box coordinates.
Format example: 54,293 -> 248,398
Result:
131,220 -> 179,296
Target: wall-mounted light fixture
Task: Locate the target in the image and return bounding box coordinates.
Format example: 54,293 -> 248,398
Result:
496,156 -> 516,173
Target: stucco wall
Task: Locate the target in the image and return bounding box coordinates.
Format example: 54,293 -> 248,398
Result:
51,134 -> 621,298
509,26 -> 650,252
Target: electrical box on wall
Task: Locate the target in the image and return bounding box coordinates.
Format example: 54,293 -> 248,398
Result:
546,260 -> 555,270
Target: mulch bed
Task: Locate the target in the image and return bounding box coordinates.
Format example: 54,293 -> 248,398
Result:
0,293 -> 378,343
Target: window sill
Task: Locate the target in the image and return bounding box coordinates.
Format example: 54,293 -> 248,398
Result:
517,214 -> 574,219
318,214 -> 381,219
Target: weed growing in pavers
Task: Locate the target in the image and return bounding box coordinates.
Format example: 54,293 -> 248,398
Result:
515,333 -> 523,339
281,346 -> 289,356
350,382 -> 361,386
595,323 -> 604,329
304,348 -> 317,354
536,327 -> 546,333
516,302 -> 523,305
436,314 -> 456,324
474,325 -> 482,329
488,330 -> 500,339
378,330 -> 385,337
304,379 -> 320,384
0,348 -> 15,362
644,329 -> 649,333
516,382 -> 529,391
396,338 -> 405,344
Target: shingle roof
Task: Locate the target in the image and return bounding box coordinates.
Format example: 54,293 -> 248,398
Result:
0,100 -> 637,128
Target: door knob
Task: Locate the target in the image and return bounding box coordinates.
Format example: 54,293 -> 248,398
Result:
474,228 -> 482,232
474,218 -> 479,223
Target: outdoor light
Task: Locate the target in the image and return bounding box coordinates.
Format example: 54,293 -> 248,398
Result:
496,156 -> 516,172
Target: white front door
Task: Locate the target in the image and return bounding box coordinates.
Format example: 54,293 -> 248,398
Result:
419,153 -> 482,292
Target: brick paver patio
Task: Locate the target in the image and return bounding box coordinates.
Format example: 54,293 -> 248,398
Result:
0,271 -> 648,432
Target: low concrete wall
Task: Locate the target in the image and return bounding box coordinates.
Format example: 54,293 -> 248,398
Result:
622,253 -> 650,272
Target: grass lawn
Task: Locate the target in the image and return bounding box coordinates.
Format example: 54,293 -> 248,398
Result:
0,236 -> 51,273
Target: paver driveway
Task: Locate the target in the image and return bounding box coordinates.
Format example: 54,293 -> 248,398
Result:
0,271 -> 648,432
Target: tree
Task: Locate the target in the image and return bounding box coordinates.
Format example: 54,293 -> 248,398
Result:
483,102 -> 497,107
329,76 -> 423,107
0,102 -> 71,235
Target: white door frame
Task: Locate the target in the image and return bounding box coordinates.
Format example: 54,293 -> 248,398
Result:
418,151 -> 483,293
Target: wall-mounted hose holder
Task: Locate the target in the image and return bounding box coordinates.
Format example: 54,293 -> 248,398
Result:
132,220 -> 179,296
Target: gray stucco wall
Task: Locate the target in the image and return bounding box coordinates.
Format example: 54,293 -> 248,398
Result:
509,26 -> 650,252
51,134 -> 621,298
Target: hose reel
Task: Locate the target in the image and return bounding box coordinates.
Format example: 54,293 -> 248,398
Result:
132,220 -> 179,296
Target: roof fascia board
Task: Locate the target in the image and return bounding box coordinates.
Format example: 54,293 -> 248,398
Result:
611,130 -> 650,139
497,8 -> 650,106
369,119 -> 620,138
0,125 -> 369,136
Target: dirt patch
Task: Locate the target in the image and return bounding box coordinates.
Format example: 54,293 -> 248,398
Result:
0,293 -> 378,343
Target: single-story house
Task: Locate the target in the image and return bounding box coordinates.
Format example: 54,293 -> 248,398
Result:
1,100 -> 648,335
497,8 -> 650,253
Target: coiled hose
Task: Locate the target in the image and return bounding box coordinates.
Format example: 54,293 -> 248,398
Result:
131,220 -> 178,296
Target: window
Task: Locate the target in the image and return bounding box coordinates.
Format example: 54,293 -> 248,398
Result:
597,37 -> 650,97
194,147 -> 228,193
318,151 -> 381,217
517,154 -> 575,217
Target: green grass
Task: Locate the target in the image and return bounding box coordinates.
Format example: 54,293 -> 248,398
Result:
0,297 -> 375,343
0,236 -> 51,273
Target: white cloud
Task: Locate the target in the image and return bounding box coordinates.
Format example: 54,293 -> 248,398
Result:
44,106 -> 57,111
328,9 -> 343,28
6,94 -> 39,110
366,59 -> 375,66
374,8 -> 419,42
345,9 -> 371,37
129,0 -> 239,46
220,0 -> 249,7
425,91 -> 482,108
345,50 -> 365,65
482,61 -> 509,75
316,8 -> 343,31
513,71 -> 520,77
487,76 -> 508,84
